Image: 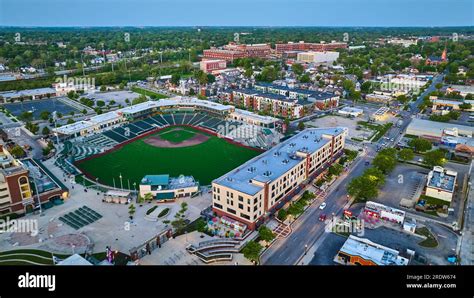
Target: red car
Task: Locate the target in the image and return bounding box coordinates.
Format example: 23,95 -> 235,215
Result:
319,214 -> 327,222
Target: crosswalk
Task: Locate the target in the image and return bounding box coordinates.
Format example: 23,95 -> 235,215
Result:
273,222 -> 291,238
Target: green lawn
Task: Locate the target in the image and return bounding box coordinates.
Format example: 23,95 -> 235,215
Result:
76,126 -> 261,186
159,128 -> 196,143
416,227 -> 439,248
131,86 -> 168,99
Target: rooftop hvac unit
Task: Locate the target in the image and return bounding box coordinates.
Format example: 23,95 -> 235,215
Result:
263,171 -> 272,177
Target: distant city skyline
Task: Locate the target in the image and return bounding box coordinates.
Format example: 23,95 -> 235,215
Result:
0,0 -> 473,27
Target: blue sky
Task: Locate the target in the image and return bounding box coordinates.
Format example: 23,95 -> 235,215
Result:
0,0 -> 473,27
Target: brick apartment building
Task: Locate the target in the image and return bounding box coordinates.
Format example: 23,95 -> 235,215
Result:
275,41 -> 347,54
212,127 -> 347,230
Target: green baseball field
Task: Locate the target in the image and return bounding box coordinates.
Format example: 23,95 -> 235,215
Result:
76,126 -> 261,187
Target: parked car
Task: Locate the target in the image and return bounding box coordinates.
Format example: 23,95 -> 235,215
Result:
319,214 -> 327,221
319,202 -> 327,210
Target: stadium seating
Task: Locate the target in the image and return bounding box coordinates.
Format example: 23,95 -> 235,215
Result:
161,114 -> 174,126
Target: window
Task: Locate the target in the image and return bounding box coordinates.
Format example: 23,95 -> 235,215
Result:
238,195 -> 243,202
227,207 -> 236,214
214,203 -> 223,209
240,213 -> 250,220
238,203 -> 244,209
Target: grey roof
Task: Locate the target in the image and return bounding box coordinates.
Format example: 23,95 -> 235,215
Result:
406,118 -> 474,138
213,127 -> 346,195
0,87 -> 56,99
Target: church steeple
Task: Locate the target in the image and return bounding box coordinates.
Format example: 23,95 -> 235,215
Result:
441,44 -> 447,61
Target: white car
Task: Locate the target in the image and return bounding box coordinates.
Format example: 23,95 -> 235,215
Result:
319,202 -> 327,210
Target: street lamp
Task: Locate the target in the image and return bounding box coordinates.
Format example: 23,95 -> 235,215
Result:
304,244 -> 308,255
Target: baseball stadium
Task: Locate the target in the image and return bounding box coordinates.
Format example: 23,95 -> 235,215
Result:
53,97 -> 283,189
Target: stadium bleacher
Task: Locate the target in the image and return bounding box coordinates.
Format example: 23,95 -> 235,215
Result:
69,111 -> 247,150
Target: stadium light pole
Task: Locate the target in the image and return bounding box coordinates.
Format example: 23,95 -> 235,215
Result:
119,173 -> 123,190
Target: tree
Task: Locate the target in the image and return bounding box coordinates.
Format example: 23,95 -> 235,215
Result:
347,175 -> 379,201
292,63 -> 304,76
360,81 -> 373,93
25,122 -> 39,134
19,111 -> 33,122
299,74 -> 311,83
40,111 -> 51,121
328,164 -> 344,176
423,149 -> 447,167
67,118 -> 75,124
171,74 -> 181,86
144,192 -> 153,202
372,152 -> 397,174
408,138 -> 432,153
435,83 -> 443,90
244,68 -> 253,78
132,94 -> 148,105
242,241 -> 263,263
196,218 -> 207,233
459,102 -> 472,111
41,126 -> 50,135
96,100 -> 105,107
396,94 -> 409,104
10,145 -> 25,158
258,226 -> 275,242
100,85 -> 107,92
362,167 -> 385,187
277,209 -> 288,221
128,204 -> 136,219
397,148 -> 414,162
171,218 -> 187,234
297,121 -> 305,130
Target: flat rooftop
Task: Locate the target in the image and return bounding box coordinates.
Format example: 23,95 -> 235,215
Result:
232,108 -> 279,125
0,87 -> 56,98
406,118 -> 474,138
365,201 -> 405,217
339,235 -> 409,266
140,174 -> 170,186
427,167 -> 456,193
213,127 -> 346,195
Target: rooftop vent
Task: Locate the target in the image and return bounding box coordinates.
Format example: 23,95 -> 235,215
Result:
263,171 -> 272,177
273,151 -> 281,157
247,167 -> 257,173
282,159 -> 289,164
303,135 -> 308,139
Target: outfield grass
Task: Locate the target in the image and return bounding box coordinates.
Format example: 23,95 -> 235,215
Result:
159,128 -> 196,143
77,126 -> 261,186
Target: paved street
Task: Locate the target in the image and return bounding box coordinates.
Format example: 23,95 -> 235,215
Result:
262,74 -> 454,265
261,147 -> 372,265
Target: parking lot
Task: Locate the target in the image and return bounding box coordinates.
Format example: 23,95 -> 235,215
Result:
375,163 -> 428,209
4,98 -> 80,120
305,115 -> 374,140
84,90 -> 141,107
309,222 -> 457,265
